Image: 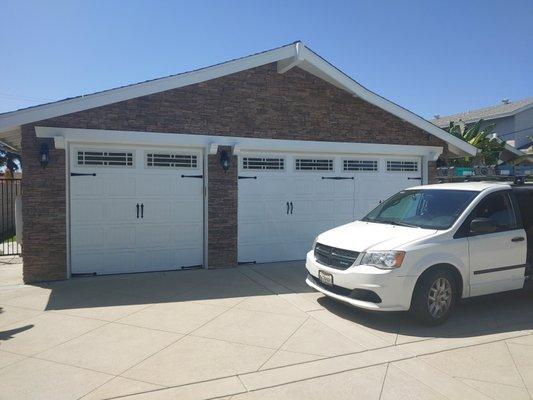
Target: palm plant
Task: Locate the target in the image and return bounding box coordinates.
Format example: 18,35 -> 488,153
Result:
446,119 -> 505,166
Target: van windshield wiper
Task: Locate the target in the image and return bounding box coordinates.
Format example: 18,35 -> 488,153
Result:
382,220 -> 418,228
362,218 -> 418,227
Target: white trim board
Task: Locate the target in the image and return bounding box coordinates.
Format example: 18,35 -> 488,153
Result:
36,126 -> 443,160
1,42 -> 476,157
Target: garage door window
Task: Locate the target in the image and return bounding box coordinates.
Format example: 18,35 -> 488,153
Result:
242,157 -> 284,170
386,160 -> 418,172
343,159 -> 378,172
146,152 -> 198,169
295,158 -> 334,171
77,150 -> 134,167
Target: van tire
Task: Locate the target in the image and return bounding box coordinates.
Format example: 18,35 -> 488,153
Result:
410,269 -> 457,326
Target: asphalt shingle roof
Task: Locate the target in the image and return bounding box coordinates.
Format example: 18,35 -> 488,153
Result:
432,97 -> 533,127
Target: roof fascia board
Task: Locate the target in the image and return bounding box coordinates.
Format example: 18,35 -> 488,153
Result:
0,45 -> 297,133
36,126 -> 442,160
299,47 -> 477,157
498,138 -> 524,157
5,42 -> 475,156
504,143 -> 524,156
277,42 -> 304,73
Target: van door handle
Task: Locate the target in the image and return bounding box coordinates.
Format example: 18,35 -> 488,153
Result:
136,203 -> 140,219
141,203 -> 144,219
511,236 -> 525,242
290,201 -> 293,214
286,202 -> 290,215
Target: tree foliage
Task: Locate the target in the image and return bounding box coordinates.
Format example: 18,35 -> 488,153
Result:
0,150 -> 20,177
446,119 -> 505,166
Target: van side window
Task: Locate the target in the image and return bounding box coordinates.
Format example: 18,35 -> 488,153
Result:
471,192 -> 517,232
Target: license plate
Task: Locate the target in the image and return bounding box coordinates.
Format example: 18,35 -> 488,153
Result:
318,270 -> 333,286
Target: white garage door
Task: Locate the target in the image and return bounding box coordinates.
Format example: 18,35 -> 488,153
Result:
238,153 -> 421,263
69,146 -> 204,275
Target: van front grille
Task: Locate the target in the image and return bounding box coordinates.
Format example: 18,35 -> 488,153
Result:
314,243 -> 359,270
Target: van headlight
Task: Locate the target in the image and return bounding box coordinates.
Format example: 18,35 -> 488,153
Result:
360,251 -> 405,269
311,237 -> 318,251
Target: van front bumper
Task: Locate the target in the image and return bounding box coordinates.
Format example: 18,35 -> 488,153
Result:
305,251 -> 417,311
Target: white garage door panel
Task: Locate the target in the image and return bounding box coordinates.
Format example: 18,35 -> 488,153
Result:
135,249 -> 173,269
70,146 -> 204,275
136,224 -> 171,246
239,202 -> 266,222
238,152 -> 422,264
296,198 -> 333,217
104,176 -> 137,196
70,200 -> 104,222
73,252 -> 136,275
141,200 -> 172,222
136,179 -> 172,196
172,201 -> 203,222
170,224 -> 203,247
238,223 -> 265,244
174,247 -> 202,267
71,226 -> 106,249
292,179 -> 315,195
106,226 -> 136,247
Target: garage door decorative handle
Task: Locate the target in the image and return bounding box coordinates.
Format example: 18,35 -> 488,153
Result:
181,174 -> 203,179
321,176 -> 354,180
286,202 -> 290,214
290,202 -> 294,214
136,204 -> 140,219
70,172 -> 96,177
238,176 -> 257,180
407,177 -> 422,180
141,203 -> 144,219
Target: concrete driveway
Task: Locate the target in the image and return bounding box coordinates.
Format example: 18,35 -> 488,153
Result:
1,258 -> 533,400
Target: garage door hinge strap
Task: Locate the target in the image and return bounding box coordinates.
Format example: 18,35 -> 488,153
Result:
70,172 -> 96,177
322,176 -> 354,180
238,176 -> 257,180
181,174 -> 203,178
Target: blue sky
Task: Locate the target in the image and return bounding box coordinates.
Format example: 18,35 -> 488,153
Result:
1,0 -> 532,119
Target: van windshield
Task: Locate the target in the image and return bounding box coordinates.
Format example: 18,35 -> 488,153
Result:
362,189 -> 478,230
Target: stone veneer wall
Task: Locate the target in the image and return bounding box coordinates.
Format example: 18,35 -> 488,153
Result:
207,146 -> 237,268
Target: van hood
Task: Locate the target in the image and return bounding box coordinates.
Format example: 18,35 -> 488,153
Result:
316,220 -> 437,252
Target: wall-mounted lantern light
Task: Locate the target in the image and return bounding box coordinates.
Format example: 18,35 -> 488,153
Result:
39,143 -> 50,169
219,149 -> 230,173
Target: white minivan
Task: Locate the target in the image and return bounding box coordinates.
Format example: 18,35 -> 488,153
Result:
306,182 -> 533,325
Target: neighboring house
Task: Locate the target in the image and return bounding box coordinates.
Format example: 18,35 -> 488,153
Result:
432,98 -> 533,150
518,141 -> 533,155
0,41 -> 476,283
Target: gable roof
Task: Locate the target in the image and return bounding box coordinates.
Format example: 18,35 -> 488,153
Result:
432,97 -> 533,128
0,41 -> 476,156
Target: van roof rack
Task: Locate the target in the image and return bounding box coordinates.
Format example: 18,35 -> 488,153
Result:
436,175 -> 531,185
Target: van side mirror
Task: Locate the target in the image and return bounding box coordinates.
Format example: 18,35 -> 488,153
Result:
470,218 -> 497,234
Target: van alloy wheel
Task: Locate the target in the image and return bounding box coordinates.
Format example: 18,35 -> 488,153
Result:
427,277 -> 452,318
